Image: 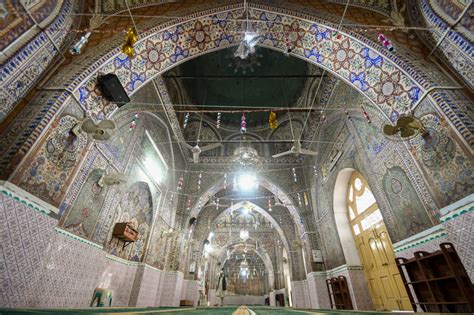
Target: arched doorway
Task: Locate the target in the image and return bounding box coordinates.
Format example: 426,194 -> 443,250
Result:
347,171 -> 411,311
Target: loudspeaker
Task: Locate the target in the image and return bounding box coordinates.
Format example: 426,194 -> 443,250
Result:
98,74 -> 130,106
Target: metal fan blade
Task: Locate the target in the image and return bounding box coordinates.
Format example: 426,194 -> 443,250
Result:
193,151 -> 200,163
200,143 -> 222,152
396,116 -> 414,127
81,118 -> 98,134
383,124 -> 399,136
97,119 -> 116,130
272,151 -> 293,158
92,130 -> 112,141
400,127 -> 415,138
300,149 -> 318,156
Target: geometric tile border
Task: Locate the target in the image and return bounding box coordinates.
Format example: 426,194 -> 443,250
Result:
0,180 -> 59,215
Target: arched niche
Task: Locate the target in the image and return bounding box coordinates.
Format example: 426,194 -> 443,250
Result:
333,168 -> 361,266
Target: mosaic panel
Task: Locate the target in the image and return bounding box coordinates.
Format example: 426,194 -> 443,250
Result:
0,0 -> 76,122
409,111 -> 474,207
381,166 -> 433,239
73,7 -> 422,125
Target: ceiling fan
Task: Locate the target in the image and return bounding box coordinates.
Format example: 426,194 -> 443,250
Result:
185,114 -> 222,163
383,114 -> 428,141
272,113 -> 317,158
72,117 -> 116,141
272,140 -> 318,158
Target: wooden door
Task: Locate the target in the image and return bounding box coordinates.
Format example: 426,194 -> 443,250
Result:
347,172 -> 412,311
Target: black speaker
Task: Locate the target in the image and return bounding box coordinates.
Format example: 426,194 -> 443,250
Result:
98,73 -> 130,107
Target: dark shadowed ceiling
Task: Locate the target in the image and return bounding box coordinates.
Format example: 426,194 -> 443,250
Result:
164,46 -> 312,128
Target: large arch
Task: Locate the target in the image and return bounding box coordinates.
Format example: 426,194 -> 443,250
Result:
188,177 -> 306,239
217,241 -> 276,290
8,3 -> 472,202
204,200 -> 293,257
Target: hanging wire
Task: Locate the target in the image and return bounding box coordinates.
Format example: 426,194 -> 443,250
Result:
298,0 -> 351,144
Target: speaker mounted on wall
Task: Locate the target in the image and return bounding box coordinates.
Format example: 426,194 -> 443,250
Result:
98,73 -> 130,107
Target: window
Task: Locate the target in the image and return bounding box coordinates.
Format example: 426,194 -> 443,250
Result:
142,130 -> 168,184
353,224 -> 361,236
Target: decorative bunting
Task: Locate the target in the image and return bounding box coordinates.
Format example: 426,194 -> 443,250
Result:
197,171 -> 202,191
240,112 -> 247,133
361,105 -> 371,123
183,112 -> 190,128
377,32 -> 394,52
216,112 -> 221,129
269,111 -> 278,129
177,175 -> 184,191
129,112 -> 140,130
345,109 -> 351,121
122,27 -> 138,58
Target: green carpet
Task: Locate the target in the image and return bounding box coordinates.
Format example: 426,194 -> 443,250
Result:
1,306 -> 468,315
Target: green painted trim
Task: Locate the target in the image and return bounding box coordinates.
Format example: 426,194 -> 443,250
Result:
54,228 -> 104,249
307,264 -> 363,278
0,181 -> 59,215
440,194 -> 473,216
394,231 -> 448,253
441,204 -> 474,222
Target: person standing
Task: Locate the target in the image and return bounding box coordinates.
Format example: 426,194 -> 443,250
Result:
216,268 -> 227,306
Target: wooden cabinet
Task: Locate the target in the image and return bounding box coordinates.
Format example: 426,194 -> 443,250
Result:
326,276 -> 353,310
396,242 -> 474,313
112,222 -> 138,249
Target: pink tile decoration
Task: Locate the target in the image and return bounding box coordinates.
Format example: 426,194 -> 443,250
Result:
0,194 -> 186,308
442,211 -> 474,281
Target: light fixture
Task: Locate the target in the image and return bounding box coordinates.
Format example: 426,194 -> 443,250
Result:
240,229 -> 249,241
234,32 -> 262,60
238,173 -> 258,192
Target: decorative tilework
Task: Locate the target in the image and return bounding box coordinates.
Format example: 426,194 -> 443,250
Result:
0,192 -> 191,308
0,0 -> 76,122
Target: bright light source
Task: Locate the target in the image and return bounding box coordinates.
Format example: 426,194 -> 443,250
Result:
209,232 -> 214,239
238,173 -> 258,192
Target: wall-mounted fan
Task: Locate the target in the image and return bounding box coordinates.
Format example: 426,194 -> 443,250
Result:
383,114 -> 427,141
72,118 -> 116,141
97,172 -> 127,187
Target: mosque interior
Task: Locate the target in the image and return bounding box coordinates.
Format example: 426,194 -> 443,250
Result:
0,0 -> 473,314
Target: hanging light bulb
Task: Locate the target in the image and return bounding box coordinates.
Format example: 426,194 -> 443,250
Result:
224,173 -> 227,190
292,168 -> 298,183
268,197 -> 273,212
240,112 -> 247,133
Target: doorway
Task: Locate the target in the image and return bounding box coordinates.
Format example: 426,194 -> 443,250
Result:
346,171 -> 411,311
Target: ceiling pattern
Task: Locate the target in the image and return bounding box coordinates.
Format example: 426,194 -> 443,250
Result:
70,5 -> 426,140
